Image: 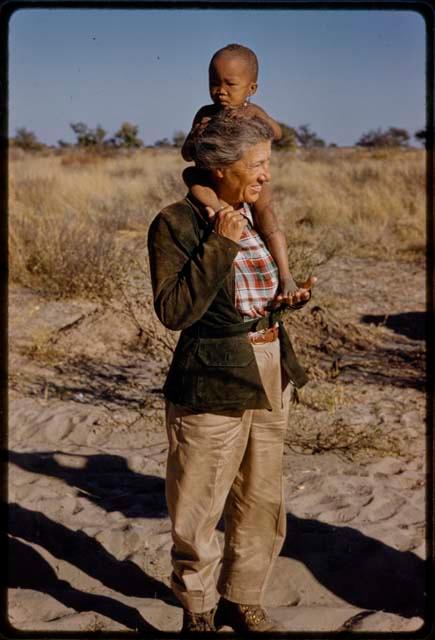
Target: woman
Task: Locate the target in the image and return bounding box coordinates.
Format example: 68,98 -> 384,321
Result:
148,111 -> 314,635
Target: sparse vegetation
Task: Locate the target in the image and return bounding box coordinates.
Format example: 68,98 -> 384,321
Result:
172,130 -> 186,148
356,127 -> 411,148
11,128 -> 44,152
70,122 -> 107,148
9,146 -> 425,300
285,416 -> 411,461
273,122 -> 298,151
111,122 -> 143,149
295,123 -> 326,148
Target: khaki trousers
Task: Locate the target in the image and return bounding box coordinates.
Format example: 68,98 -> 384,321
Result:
165,339 -> 291,613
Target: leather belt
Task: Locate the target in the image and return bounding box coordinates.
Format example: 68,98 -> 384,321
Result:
185,316 -> 270,338
248,325 -> 279,345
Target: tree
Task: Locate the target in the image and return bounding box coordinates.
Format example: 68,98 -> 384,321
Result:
70,122 -> 107,148
13,127 -> 43,151
154,137 -> 171,148
387,127 -> 410,147
273,122 -> 297,151
172,130 -> 186,148
296,124 -> 325,148
356,127 -> 410,148
113,122 -> 143,148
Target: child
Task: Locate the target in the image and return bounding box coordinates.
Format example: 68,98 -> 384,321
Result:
182,43 -> 299,300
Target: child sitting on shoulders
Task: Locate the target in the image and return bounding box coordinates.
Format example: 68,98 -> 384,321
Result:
182,43 -> 300,300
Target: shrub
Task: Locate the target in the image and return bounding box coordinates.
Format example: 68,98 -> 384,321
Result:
112,122 -> 143,148
12,128 -> 44,152
273,123 -> 298,151
356,127 -> 410,148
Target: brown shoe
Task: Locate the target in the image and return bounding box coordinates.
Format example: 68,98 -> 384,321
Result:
181,607 -> 217,635
215,598 -> 285,634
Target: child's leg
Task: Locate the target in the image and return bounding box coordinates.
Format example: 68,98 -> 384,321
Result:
183,167 -> 222,212
253,184 -> 298,296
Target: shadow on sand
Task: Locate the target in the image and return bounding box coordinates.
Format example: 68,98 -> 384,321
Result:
361,311 -> 427,342
8,449 -> 427,627
283,513 -> 426,618
7,535 -> 160,633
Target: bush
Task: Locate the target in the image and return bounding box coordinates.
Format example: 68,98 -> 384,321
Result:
111,122 -> 143,148
356,127 -> 410,148
172,130 -> 186,148
12,128 -> 44,152
296,124 -> 326,148
70,122 -> 107,148
9,205 -> 124,299
273,123 -> 298,151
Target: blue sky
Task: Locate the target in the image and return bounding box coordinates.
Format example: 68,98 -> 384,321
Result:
9,8 -> 425,147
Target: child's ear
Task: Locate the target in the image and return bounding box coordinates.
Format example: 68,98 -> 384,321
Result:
248,82 -> 258,96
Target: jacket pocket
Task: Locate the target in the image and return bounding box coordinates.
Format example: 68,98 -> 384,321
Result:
195,337 -> 258,406
196,338 -> 254,367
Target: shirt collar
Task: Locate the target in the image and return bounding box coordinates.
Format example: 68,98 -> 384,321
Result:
241,203 -> 254,226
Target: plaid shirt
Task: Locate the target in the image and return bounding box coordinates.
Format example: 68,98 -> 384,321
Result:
234,204 -> 279,319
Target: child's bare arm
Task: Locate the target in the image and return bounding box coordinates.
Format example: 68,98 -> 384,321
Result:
253,184 -> 298,296
181,105 -> 216,161
245,103 -> 282,141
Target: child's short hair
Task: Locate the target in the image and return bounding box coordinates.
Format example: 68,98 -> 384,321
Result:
209,43 -> 259,82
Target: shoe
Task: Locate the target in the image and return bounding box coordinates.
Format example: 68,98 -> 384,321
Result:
181,607 -> 217,635
215,598 -> 285,634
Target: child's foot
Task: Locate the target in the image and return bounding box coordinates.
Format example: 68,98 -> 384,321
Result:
278,275 -> 299,297
271,276 -> 317,310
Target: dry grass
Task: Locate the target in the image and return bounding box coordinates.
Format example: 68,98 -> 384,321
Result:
272,147 -> 426,279
9,148 -> 186,298
285,416 -> 412,462
9,146 -> 426,298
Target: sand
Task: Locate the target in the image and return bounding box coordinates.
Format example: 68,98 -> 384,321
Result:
7,255 -> 427,634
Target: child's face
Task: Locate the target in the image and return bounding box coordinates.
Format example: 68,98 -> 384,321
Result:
209,53 -> 257,108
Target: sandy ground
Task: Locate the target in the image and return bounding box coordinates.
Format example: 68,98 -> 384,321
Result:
7,254 -> 428,634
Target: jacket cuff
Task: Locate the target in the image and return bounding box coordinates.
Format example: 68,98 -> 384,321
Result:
210,231 -> 240,253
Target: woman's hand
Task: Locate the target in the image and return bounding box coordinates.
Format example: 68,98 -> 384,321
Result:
206,205 -> 247,243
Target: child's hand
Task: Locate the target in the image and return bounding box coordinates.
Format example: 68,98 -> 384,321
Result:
194,117 -> 211,136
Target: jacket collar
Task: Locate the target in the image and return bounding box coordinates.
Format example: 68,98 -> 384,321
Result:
185,192 -> 211,226
185,192 -> 252,226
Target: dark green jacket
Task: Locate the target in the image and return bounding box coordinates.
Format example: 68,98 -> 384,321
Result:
147,195 -> 308,412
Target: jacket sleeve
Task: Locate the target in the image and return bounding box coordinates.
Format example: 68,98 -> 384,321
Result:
148,212 -> 239,331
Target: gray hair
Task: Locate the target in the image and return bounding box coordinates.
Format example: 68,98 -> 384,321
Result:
194,111 -> 274,169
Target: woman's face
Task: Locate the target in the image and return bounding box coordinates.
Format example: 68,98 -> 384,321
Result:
214,140 -> 272,207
